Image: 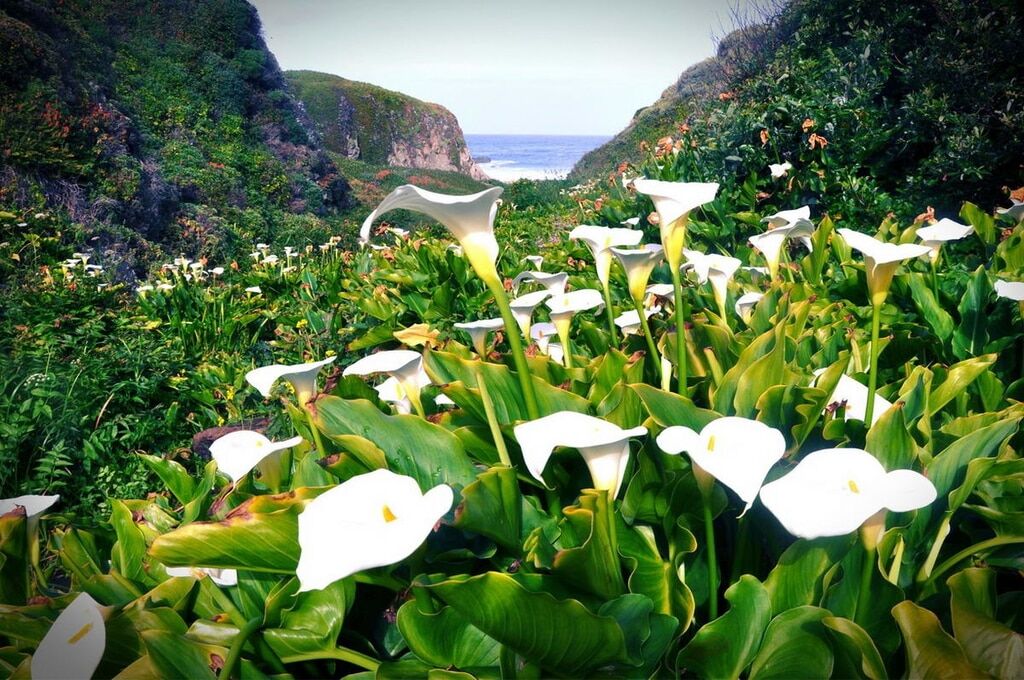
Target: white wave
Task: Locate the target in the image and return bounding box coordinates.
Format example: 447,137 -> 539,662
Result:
478,162 -> 568,182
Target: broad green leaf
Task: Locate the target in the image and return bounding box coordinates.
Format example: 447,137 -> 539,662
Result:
952,266 -> 992,360
109,500 -> 149,584
629,383 -> 719,429
764,537 -> 853,615
140,630 -> 219,680
453,466 -> 522,552
425,572 -> 630,675
748,606 -> 834,680
713,326 -> 782,415
396,601 -> 500,670
866,404 -> 917,470
617,521 -> 696,631
551,490 -> 625,601
892,600 -> 984,679
907,273 -> 954,342
960,201 -> 996,246
822,616 -> 887,680
264,578 -> 354,657
676,575 -> 771,680
314,396 -> 476,490
948,568 -> 1024,678
929,354 -> 996,416
734,326 -> 798,417
0,512 -> 27,605
138,454 -> 195,506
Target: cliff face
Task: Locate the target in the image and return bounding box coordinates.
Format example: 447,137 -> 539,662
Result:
0,0 -> 351,268
286,71 -> 487,181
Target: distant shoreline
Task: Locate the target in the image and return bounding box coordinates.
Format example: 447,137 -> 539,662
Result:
466,133 -> 609,182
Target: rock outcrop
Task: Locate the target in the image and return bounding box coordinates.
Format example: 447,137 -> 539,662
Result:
286,71 -> 487,181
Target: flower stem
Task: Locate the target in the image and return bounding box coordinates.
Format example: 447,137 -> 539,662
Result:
475,363 -> 512,467
929,260 -> 940,301
488,279 -> 541,420
634,299 -> 661,371
305,406 -> 327,458
702,498 -> 719,620
864,302 -> 882,426
602,282 -> 618,344
923,535 -> 1024,589
280,646 -> 381,672
219,616 -> 261,680
670,266 -> 688,395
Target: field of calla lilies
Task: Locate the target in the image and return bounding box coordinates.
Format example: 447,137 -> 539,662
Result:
2,142 -> 1024,678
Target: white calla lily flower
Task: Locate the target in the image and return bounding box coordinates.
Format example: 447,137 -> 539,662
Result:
631,179 -> 719,270
361,185 -> 504,284
545,288 -> 604,362
762,206 -> 813,230
547,343 -> 565,365
374,372 -> 433,414
209,431 -> 304,487
530,322 -> 558,355
296,469 -> 453,592
611,245 -> 665,303
32,592 -> 105,680
734,291 -> 764,322
454,317 -> 505,356
512,270 -> 569,296
996,199 -> 1024,222
513,411 -> 647,498
621,216 -> 641,226
759,448 -> 936,539
165,566 -> 238,587
656,417 -> 786,510
244,286 -> 262,294
769,161 -> 793,178
523,255 -> 544,269
812,370 -> 893,426
344,350 -> 428,415
569,225 -> 643,288
994,279 -> 1024,301
0,494 -> 59,535
614,306 -> 661,336
683,249 -> 742,318
246,357 -> 336,404
837,229 -> 932,305
748,207 -> 815,280
509,290 -> 551,338
916,218 -> 973,261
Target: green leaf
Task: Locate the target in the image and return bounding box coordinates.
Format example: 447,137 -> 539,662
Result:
397,601 -> 500,670
314,396 -> 477,490
734,326 -> 798,417
748,606 -> 834,680
629,383 -> 719,429
140,630 -> 219,680
138,454 -> 195,506
617,522 -> 696,631
821,616 -> 887,680
764,537 -> 853,615
866,403 -> 918,470
952,266 -> 992,360
551,490 -> 626,601
907,273 -> 954,342
0,511 -> 27,605
453,466 -> 522,552
948,568 -> 1024,678
109,499 -> 149,584
960,201 -> 997,246
676,575 -> 772,680
424,572 -> 630,675
929,354 -> 996,416
264,578 -> 355,657
892,600 -> 984,679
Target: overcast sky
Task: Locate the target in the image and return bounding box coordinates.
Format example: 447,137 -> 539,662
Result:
251,0 -> 756,135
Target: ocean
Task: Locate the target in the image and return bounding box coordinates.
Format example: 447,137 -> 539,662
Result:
465,134 -> 611,182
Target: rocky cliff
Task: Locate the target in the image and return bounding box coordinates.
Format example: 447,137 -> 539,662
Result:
286,71 -> 487,181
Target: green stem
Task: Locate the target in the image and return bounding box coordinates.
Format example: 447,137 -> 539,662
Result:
489,280 -> 541,420
475,363 -> 512,467
854,544 -> 876,623
930,260 -> 940,301
670,266 -> 688,396
864,303 -> 882,427
219,616 -> 261,680
280,646 -> 381,672
634,299 -> 661,370
602,281 -> 618,344
305,406 -> 327,458
702,498 -> 719,620
923,535 -> 1024,589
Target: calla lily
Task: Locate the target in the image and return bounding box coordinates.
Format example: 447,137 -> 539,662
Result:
545,289 -> 604,367
748,207 -> 815,280
454,317 -> 505,356
344,350 -> 430,416
512,270 -> 569,296
683,249 -> 741,319
509,290 -> 551,338
734,291 -> 764,322
812,370 -> 893,426
621,217 -> 641,226
513,411 -> 647,498
374,372 -> 434,414
994,279 -> 1024,301
530,322 -> 558,354
611,245 -> 665,304
614,306 -> 661,336
837,229 -> 932,306
32,592 -> 105,680
523,255 -> 544,269
165,566 -> 238,587
645,283 -> 674,299
361,184 -> 505,284
547,343 -> 566,365
631,179 -> 719,270
656,417 -> 786,510
0,494 -> 59,534
769,161 -> 793,178
246,356 -> 337,404
916,218 -> 973,261
296,469 -> 453,592
759,448 -> 937,539
569,225 -> 643,288
209,430 -> 304,489
244,286 -> 262,294
996,199 -> 1024,222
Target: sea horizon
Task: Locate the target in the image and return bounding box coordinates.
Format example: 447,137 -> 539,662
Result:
465,133 -> 611,182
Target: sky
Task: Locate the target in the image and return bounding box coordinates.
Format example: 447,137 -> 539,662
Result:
251,0 -> 756,136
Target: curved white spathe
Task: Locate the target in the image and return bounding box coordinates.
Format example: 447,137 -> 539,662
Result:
734,291 -> 764,322
0,494 -> 60,535
360,185 -> 504,281
344,350 -> 427,412
683,249 -> 741,315
769,161 -> 792,178
513,411 -> 647,497
512,270 -> 569,296
510,289 -> 551,338
838,229 -> 932,305
632,179 -> 719,269
454,317 -> 505,356
656,417 -> 786,509
611,244 -> 665,303
209,430 -> 304,483
523,255 -> 544,270
246,357 -> 337,404
530,322 -> 558,354
761,206 -> 812,230
32,592 -> 105,680
296,469 -> 453,591
994,279 -> 1024,302
996,199 -> 1024,222
813,370 -> 893,427
916,218 -> 973,260
570,225 -> 643,288
165,566 -> 238,587
545,289 -> 604,322
759,448 -> 936,539
748,208 -> 815,279
614,306 -> 661,336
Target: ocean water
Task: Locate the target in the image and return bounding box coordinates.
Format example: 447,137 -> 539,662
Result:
465,134 -> 611,182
